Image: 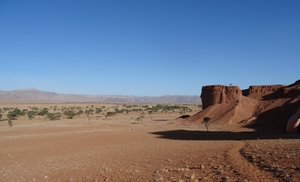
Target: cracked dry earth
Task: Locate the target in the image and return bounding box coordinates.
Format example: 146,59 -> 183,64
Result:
1,119 -> 300,182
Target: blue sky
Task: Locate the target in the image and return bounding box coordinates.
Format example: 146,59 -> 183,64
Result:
0,0 -> 299,96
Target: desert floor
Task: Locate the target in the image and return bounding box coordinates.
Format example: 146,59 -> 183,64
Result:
1,103 -> 300,182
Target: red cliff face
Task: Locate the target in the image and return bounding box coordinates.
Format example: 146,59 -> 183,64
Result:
246,85 -> 285,99
191,80 -> 300,132
200,85 -> 242,109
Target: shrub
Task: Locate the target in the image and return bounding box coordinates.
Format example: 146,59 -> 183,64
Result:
106,112 -> 116,117
38,108 -> 49,116
64,110 -> 76,119
7,108 -> 25,120
47,113 -> 61,120
27,111 -> 38,119
85,109 -> 94,115
135,115 -> 145,123
77,110 -> 84,115
96,108 -> 102,114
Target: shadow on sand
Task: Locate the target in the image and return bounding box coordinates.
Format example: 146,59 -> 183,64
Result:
150,130 -> 300,141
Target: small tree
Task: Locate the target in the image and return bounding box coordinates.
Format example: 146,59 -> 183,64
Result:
47,113 -> 61,120
135,115 -> 145,123
85,109 -> 94,121
7,108 -> 25,120
105,112 -> 116,118
203,117 -> 211,132
77,110 -> 84,116
27,111 -> 38,119
64,110 -> 76,119
38,108 -> 49,116
96,108 -> 102,114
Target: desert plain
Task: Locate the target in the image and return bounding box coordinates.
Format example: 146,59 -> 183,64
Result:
0,101 -> 300,182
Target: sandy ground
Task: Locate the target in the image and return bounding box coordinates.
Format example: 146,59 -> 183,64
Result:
1,115 -> 300,182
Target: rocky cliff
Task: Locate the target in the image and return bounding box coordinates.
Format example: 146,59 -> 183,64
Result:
186,80 -> 300,132
200,85 -> 242,109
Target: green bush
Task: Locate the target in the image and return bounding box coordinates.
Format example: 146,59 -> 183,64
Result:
47,113 -> 61,120
77,110 -> 84,115
27,111 -> 38,119
38,108 -> 49,116
7,108 -> 25,120
106,112 -> 116,117
85,109 -> 94,115
64,110 -> 76,119
96,108 -> 102,114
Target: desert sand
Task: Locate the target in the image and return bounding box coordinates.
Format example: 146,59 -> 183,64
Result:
1,102 -> 300,182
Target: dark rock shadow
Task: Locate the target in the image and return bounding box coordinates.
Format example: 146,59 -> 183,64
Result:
244,101 -> 300,132
150,130 -> 299,141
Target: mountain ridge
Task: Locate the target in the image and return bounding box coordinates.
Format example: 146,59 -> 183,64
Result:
0,89 -> 201,103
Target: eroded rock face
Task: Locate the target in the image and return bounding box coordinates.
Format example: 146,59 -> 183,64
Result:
277,80 -> 300,98
246,85 -> 285,99
195,80 -> 300,131
200,85 -> 242,109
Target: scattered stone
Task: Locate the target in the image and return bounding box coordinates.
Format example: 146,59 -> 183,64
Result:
221,176 -> 229,181
200,164 -> 205,169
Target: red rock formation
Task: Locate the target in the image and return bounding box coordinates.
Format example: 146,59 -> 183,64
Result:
246,85 -> 285,99
200,85 -> 242,109
277,80 -> 300,99
184,80 -> 300,132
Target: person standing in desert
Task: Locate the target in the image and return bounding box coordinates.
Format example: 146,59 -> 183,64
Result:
286,105 -> 300,133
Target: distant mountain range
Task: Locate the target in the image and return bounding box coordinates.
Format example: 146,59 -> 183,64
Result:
0,89 -> 201,103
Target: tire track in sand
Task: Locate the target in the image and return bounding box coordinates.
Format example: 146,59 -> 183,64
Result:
223,141 -> 279,182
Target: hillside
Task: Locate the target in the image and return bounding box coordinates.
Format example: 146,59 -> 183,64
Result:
0,89 -> 201,103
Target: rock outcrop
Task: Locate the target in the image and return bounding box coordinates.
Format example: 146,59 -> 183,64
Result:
245,85 -> 285,99
186,80 -> 300,132
200,85 -> 242,109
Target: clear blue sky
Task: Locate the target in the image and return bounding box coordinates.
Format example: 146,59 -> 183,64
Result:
0,0 -> 299,96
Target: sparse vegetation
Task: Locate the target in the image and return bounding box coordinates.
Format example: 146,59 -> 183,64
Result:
47,113 -> 61,120
38,108 -> 49,116
96,108 -> 102,114
135,115 -> 145,123
27,110 -> 38,119
203,116 -> 211,132
106,111 -> 116,118
7,108 -> 25,120
0,103 -> 199,123
77,110 -> 84,115
64,110 -> 77,119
